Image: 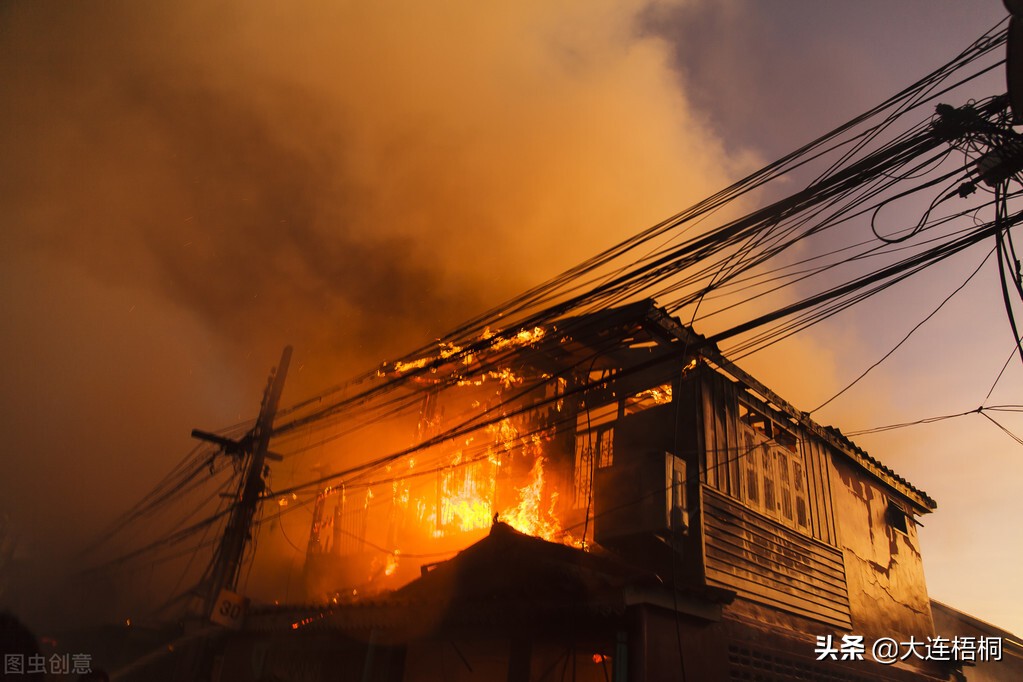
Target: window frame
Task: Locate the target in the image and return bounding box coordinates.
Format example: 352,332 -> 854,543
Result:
737,399 -> 812,534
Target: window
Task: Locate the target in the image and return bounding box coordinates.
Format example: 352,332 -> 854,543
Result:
737,401 -> 811,533
887,499 -> 910,534
669,455 -> 687,532
573,404 -> 616,509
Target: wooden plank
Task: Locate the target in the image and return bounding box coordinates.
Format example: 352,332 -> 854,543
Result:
701,372 -> 740,498
707,507 -> 845,575
700,484 -> 852,628
801,437 -> 822,541
712,376 -> 729,495
704,517 -> 846,584
704,564 -> 851,622
723,380 -> 740,498
818,442 -> 838,544
814,439 -> 827,542
703,518 -> 847,589
704,540 -> 849,606
702,572 -> 850,629
701,373 -> 719,489
704,488 -> 845,570
814,439 -> 836,543
695,477 -> 708,582
705,570 -> 852,628
806,439 -> 825,542
802,437 -> 837,546
703,513 -> 849,603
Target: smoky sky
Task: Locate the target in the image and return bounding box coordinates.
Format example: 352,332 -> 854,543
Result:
0,0 -> 750,628
2,2 -> 491,357
2,0 -> 1020,636
640,1 -> 1008,160
1,0 -> 753,365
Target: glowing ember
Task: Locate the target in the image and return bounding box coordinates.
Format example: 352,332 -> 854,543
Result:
456,367 -> 525,388
392,341 -> 464,374
384,551 -> 399,576
392,356 -> 430,374
634,383 -> 672,404
484,325 -> 546,350
385,326 -> 544,388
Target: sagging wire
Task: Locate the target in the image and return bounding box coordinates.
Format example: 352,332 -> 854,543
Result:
995,182 -> 1023,369
844,405 -> 1023,450
983,334 -> 1023,401
263,24 -> 1010,446
870,172 -> 974,244
710,211 -> 1012,355
268,334 -> 650,500
154,472 -> 240,618
980,411 -> 1023,447
809,246 -> 996,414
87,22 -> 1021,588
844,407 -> 986,436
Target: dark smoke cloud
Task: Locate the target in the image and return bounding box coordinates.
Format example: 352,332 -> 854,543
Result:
1,0 -> 749,628
2,2 -> 491,365
3,0 -> 1020,639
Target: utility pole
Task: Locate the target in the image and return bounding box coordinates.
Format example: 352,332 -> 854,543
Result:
196,345 -> 292,618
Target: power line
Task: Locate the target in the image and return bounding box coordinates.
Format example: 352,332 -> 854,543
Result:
89,23 -> 1023,593
809,246 -> 995,413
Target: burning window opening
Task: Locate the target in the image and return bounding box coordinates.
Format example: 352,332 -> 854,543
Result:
299,303 -> 709,603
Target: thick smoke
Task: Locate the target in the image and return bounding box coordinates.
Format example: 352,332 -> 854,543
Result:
4,0 -> 1021,640
2,0 -> 751,365
0,0 -> 753,628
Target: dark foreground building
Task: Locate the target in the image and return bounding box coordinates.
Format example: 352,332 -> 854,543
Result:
203,301 -> 1018,681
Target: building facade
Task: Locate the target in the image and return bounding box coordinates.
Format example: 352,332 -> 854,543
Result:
212,300 -> 1012,681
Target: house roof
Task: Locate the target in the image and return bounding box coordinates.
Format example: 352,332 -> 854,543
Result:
244,522 -> 731,640
930,599 -> 1023,649
379,298 -> 935,513
547,299 -> 937,513
396,520 -> 684,599
820,425 -> 936,512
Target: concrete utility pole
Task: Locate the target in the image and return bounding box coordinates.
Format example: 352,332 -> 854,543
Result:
198,345 -> 292,618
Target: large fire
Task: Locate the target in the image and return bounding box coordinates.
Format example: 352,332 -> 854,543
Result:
305,324 -> 581,599
498,455 -> 562,541
305,415 -> 577,599
388,325 -> 547,376
402,420 -> 568,544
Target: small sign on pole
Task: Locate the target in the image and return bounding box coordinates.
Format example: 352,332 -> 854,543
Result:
210,588 -> 249,630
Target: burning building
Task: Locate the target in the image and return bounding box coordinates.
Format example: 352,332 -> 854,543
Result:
199,299 -> 1023,681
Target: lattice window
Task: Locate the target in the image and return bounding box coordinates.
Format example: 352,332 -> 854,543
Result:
573,425 -> 614,509
737,402 -> 811,534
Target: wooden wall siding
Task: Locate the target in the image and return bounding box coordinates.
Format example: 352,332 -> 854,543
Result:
800,437 -> 838,546
702,486 -> 852,629
695,366 -> 839,548
699,370 -> 741,497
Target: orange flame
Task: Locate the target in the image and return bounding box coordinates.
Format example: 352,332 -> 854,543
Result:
384,551 -> 399,577
415,420 -> 569,544
388,325 -> 544,377
499,455 -> 561,541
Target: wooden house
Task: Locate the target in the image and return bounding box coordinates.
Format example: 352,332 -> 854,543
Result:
212,300 -> 1006,681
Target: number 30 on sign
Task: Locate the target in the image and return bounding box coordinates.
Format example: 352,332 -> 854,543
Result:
210,589 -> 249,630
